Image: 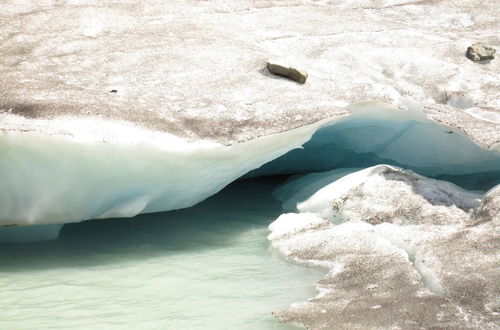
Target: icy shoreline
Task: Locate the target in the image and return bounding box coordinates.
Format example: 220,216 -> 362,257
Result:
0,177 -> 322,330
268,165 -> 499,329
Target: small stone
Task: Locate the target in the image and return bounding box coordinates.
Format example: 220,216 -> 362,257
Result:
266,60 -> 308,84
110,89 -> 118,93
466,42 -> 495,61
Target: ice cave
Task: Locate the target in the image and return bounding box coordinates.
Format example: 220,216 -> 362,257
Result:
1,0 -> 499,329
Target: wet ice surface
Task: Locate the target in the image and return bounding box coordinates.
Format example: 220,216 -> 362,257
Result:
269,166 -> 499,329
0,178 -> 321,330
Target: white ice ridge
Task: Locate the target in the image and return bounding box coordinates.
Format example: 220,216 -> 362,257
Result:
268,166 -> 499,329
0,116 -> 335,228
295,164 -> 481,223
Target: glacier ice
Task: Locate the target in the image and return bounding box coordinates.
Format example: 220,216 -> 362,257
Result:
0,0 -> 499,328
268,165 -> 499,329
273,167 -> 361,213
251,103 -> 500,190
0,117 -> 332,230
294,164 -> 482,224
1,0 -> 498,150
2,102 -> 499,243
269,216 -> 466,329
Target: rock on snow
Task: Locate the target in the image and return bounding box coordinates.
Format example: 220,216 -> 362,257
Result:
466,42 -> 496,62
266,59 -> 308,84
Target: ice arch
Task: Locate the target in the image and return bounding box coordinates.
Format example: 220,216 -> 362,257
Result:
1,102 -> 499,241
249,103 -> 500,190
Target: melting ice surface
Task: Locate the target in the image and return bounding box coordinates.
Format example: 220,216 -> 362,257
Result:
0,177 -> 320,330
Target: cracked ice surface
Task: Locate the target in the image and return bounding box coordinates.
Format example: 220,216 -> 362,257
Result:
269,165 -> 499,329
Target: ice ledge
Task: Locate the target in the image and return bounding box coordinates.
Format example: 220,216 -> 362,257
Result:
0,115 -> 337,228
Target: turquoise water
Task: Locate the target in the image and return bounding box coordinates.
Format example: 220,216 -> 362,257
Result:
0,177 -> 321,330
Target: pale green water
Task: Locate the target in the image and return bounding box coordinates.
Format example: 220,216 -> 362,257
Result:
0,177 -> 321,330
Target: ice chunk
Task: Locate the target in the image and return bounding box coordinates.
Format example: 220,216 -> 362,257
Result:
294,165 -> 481,225
267,213 -> 329,241
472,184 -> 500,225
273,168 -> 360,212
